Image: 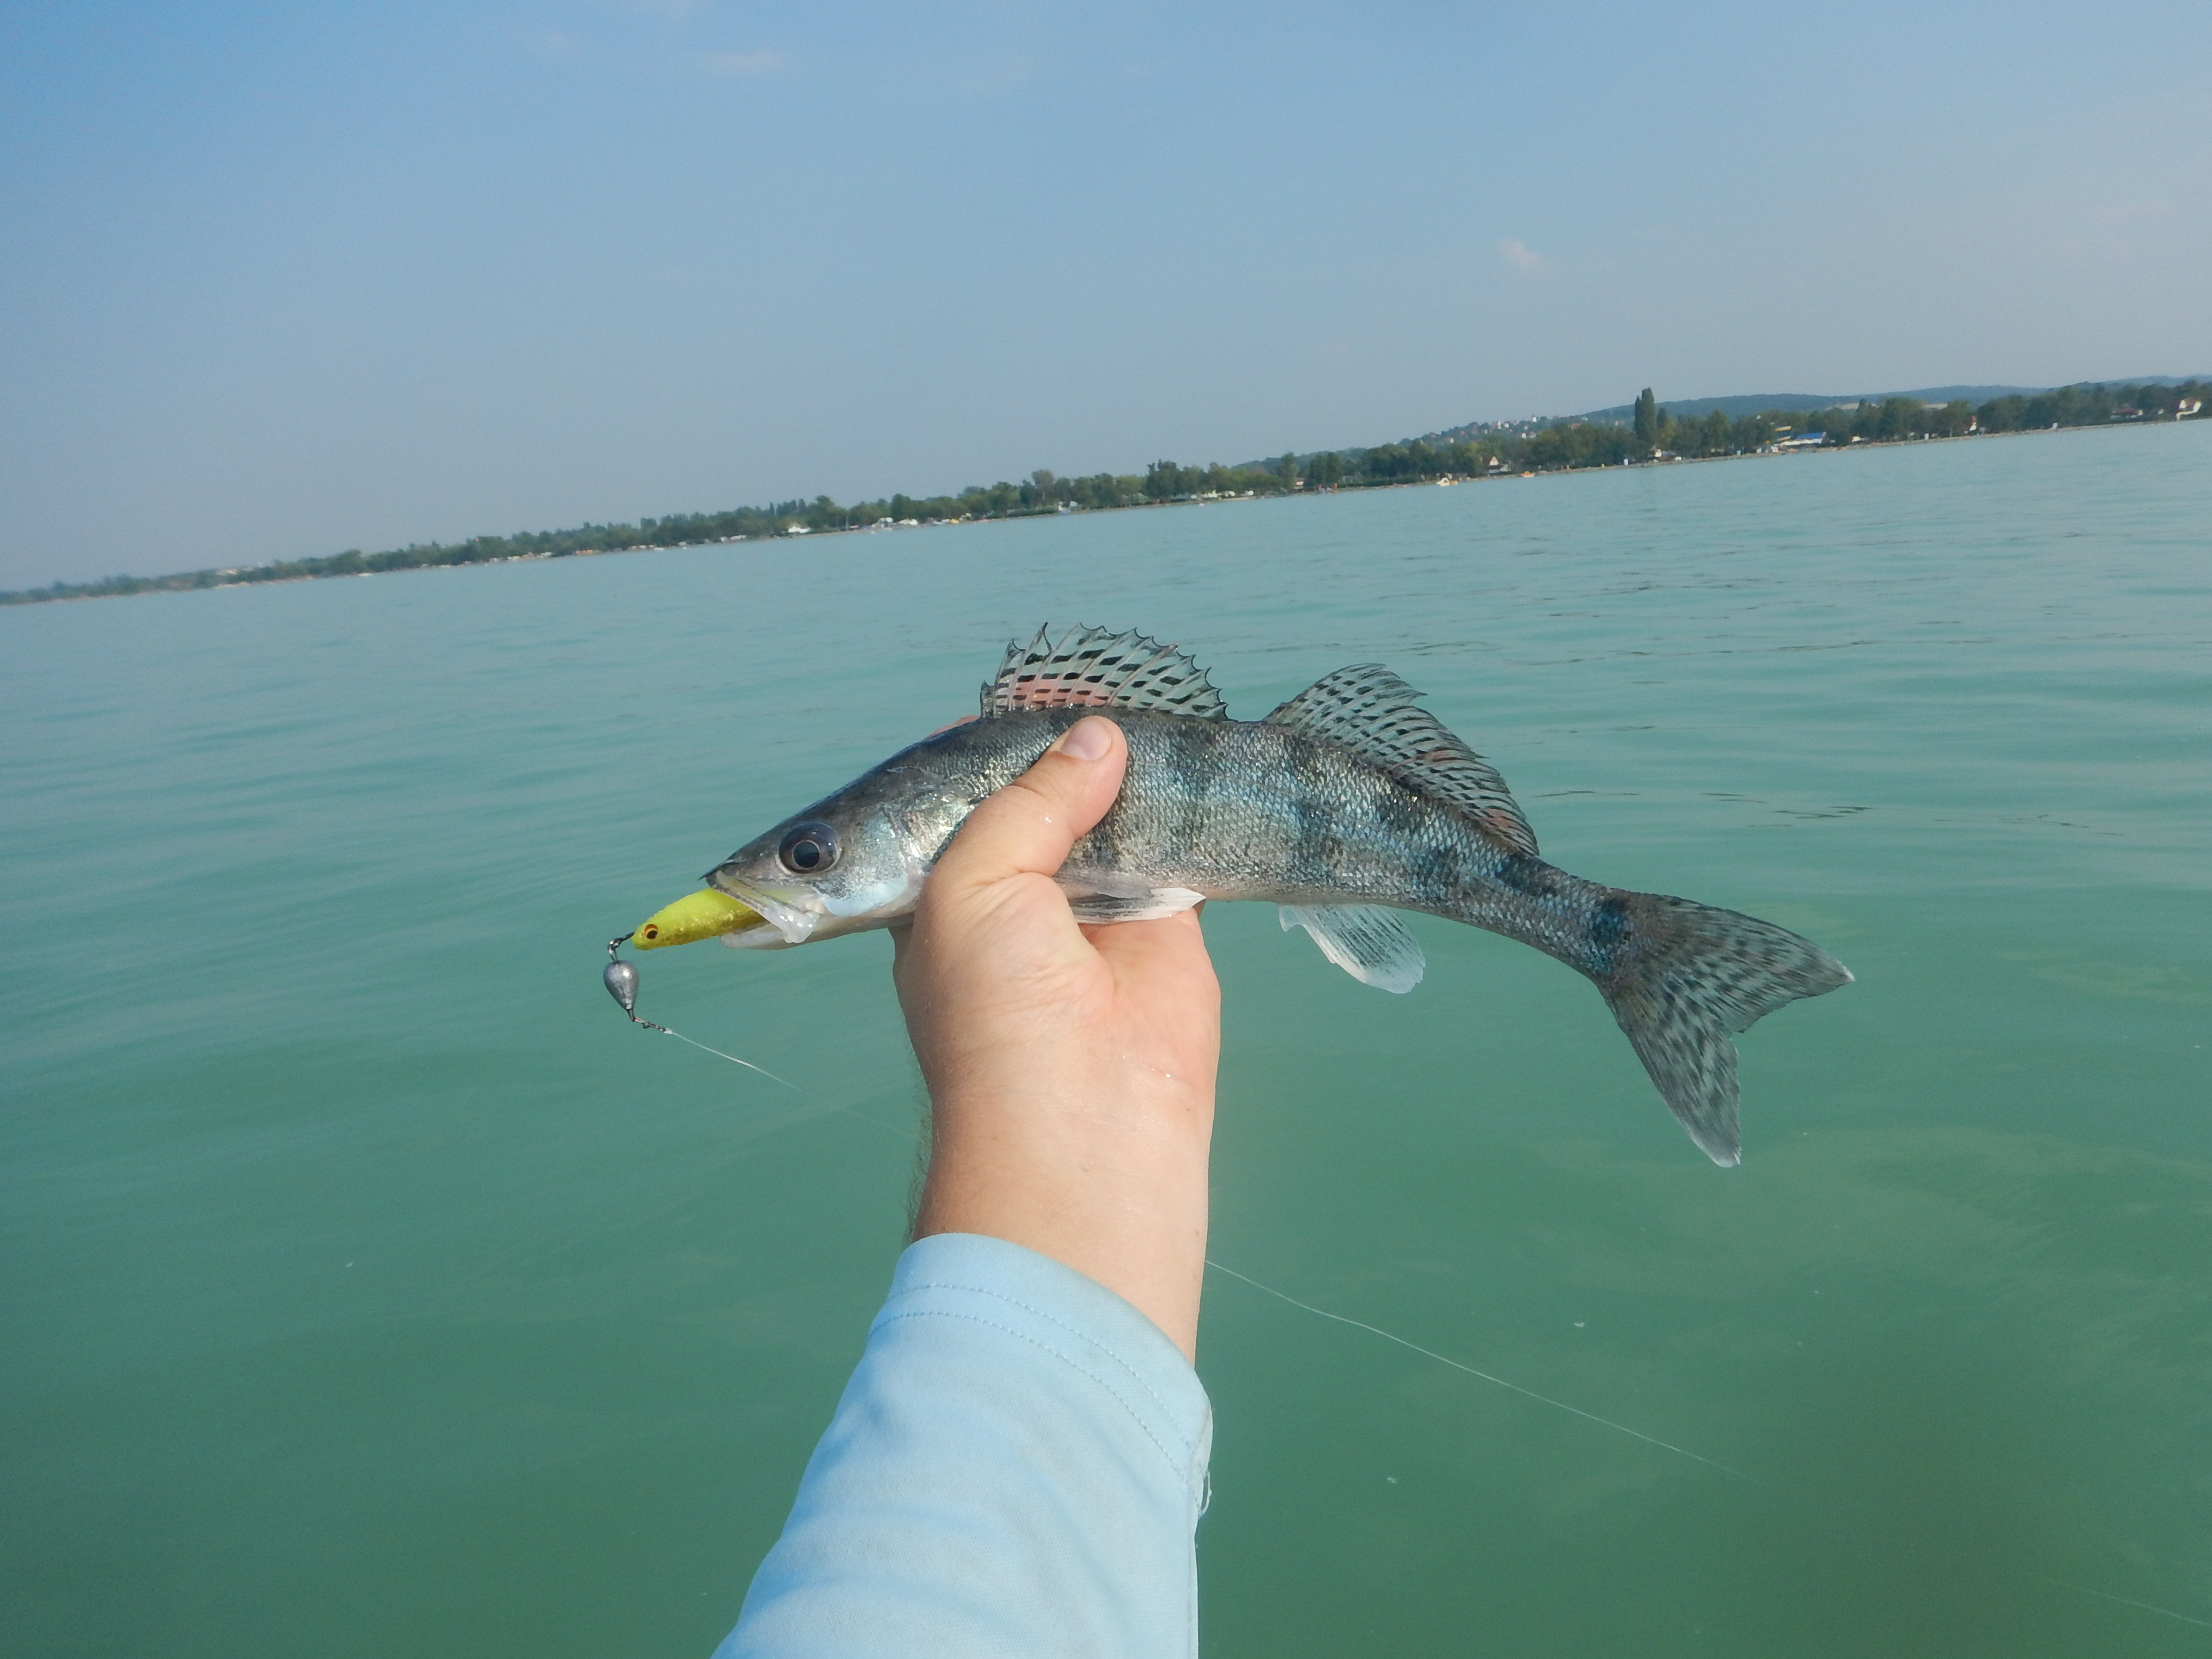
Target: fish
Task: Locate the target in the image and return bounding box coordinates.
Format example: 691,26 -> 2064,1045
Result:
637,625 -> 1850,1164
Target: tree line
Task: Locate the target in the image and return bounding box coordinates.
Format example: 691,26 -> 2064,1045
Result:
5,380 -> 2203,606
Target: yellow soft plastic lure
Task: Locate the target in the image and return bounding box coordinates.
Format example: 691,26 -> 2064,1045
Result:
631,887 -> 766,949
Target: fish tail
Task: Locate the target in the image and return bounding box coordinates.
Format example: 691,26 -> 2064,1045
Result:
1586,890 -> 1850,1166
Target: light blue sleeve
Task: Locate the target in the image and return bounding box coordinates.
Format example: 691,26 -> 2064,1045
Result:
716,1231 -> 1214,1659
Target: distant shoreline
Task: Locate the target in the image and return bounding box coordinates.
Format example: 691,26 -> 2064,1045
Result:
6,378 -> 2203,608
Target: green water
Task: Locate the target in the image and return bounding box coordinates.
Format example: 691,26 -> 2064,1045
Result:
5,424 -> 2209,1656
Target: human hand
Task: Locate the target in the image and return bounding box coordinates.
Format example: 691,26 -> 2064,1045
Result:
893,714 -> 1221,1359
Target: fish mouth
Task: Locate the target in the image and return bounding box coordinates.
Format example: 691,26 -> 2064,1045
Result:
705,874 -> 823,945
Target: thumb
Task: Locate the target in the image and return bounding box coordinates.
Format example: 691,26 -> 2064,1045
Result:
933,715 -> 1127,893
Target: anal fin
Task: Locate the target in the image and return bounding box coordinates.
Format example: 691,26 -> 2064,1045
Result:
1279,904 -> 1425,994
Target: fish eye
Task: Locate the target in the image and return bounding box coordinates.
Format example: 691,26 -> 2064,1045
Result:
777,821 -> 839,874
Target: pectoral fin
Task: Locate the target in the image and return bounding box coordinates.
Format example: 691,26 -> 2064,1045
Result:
1061,871 -> 1206,923
1279,904 -> 1425,993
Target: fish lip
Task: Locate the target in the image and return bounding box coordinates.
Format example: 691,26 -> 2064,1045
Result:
705,875 -> 821,945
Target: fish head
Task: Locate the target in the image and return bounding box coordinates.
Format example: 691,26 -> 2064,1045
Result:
703,792 -> 933,948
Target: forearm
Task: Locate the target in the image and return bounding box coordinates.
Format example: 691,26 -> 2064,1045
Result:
911,1021 -> 1215,1360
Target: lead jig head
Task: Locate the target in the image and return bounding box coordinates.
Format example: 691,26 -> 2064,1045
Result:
604,934 -> 659,1027
605,957 -> 639,1015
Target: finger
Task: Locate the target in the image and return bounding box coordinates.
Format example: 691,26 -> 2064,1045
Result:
933,716 -> 1128,892
1086,905 -> 1213,979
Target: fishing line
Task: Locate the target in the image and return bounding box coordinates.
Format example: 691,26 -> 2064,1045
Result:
600,944 -> 2199,1628
609,919 -> 1738,1477
1205,1257 -> 1759,1483
1206,1261 -> 2207,1630
2048,1580 -> 2212,1631
602,935 -> 918,1143
656,1026 -> 803,1090
605,935 -> 800,1090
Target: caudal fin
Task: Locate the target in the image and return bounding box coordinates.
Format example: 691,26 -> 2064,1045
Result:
1595,893 -> 1850,1166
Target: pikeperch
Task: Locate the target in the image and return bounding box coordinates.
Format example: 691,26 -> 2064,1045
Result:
638,626 -> 1849,1164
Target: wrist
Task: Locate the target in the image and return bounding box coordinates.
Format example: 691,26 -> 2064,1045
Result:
914,1075 -> 1214,1357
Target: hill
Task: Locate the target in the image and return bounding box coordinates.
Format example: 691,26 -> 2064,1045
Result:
1576,377 -> 2209,425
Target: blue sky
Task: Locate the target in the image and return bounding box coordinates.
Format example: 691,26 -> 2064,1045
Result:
2,0 -> 2207,588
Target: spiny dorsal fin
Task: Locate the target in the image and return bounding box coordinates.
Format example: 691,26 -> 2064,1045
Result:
981,625 -> 1228,719
1263,665 -> 1538,855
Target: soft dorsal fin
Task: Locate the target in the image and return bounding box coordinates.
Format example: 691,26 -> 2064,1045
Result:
981,625 -> 1229,719
1264,665 -> 1538,855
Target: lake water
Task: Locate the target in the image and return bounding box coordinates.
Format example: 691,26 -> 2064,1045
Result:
5,422 -> 2209,1657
